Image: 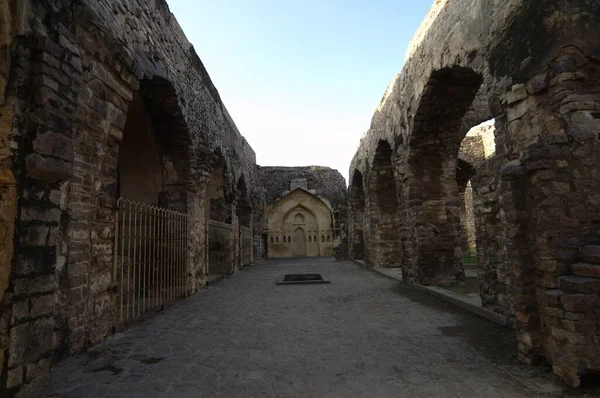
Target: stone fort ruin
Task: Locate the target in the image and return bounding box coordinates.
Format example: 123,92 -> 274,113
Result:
0,0 -> 598,395
348,0 -> 600,388
0,1 -> 349,395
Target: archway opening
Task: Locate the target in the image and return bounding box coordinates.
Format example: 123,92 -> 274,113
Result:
113,79 -> 192,328
235,176 -> 251,228
118,93 -> 162,205
406,66 -> 483,285
206,152 -> 234,278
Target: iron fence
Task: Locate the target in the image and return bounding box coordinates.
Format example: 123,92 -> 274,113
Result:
113,198 -> 188,328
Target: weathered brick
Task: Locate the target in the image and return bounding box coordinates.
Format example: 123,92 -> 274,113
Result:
6,366 -> 23,389
30,295 -> 55,318
558,275 -> 600,294
8,318 -> 56,367
25,357 -> 52,382
560,293 -> 600,312
543,289 -> 566,306
26,154 -> 73,182
32,131 -> 75,162
571,262 -> 600,279
580,245 -> 600,265
20,207 -> 62,224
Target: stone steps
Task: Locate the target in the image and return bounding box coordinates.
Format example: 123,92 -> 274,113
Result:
571,262 -> 600,279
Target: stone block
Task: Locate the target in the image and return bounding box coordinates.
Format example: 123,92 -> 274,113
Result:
19,226 -> 50,247
12,275 -> 56,296
30,295 -> 55,318
8,318 -> 56,367
564,311 -> 586,321
11,300 -> 29,324
14,253 -> 51,277
32,131 -> 75,162
561,319 -> 598,333
543,289 -> 565,306
544,306 -> 563,318
571,262 -> 600,279
20,207 -> 62,224
560,293 -> 600,312
6,366 -> 23,389
527,73 -> 548,95
26,154 -> 73,182
25,357 -> 51,382
506,84 -> 528,104
89,272 -> 111,294
580,245 -> 600,265
558,275 -> 600,294
550,326 -> 590,345
13,373 -> 51,398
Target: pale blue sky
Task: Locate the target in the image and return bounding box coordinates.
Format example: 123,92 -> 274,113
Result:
168,1 -> 433,182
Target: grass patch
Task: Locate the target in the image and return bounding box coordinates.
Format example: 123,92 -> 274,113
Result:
462,255 -> 477,265
443,277 -> 480,296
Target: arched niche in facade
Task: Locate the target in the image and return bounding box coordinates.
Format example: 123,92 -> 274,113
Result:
267,188 -> 333,258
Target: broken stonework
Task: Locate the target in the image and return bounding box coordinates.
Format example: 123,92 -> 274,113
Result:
347,0 -> 600,388
0,1 -> 349,395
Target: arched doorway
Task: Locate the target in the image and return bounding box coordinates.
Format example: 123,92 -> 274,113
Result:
293,227 -> 307,257
113,79 -> 192,327
118,93 -> 162,204
406,66 -> 482,285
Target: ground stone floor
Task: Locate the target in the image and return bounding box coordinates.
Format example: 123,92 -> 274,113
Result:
47,258 -> 592,397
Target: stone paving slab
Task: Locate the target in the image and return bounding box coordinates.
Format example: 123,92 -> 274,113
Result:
371,266 -> 507,326
47,258 -> 573,397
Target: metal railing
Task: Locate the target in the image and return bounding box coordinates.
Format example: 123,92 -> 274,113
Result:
208,219 -> 234,275
113,198 -> 188,328
240,226 -> 252,266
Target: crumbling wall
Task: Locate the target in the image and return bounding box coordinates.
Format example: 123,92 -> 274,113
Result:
0,0 -> 262,395
348,0 -> 600,386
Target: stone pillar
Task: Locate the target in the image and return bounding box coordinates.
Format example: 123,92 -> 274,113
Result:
471,159 -> 508,315
366,141 -> 401,269
2,30 -> 83,395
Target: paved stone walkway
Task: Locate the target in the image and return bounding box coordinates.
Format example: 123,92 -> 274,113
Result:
48,258 -> 570,397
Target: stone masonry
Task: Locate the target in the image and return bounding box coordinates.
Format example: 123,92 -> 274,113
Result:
0,1 -> 350,396
0,0 -> 598,395
348,0 -> 600,387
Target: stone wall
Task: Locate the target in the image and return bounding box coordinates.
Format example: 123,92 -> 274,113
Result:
0,0 -> 262,395
348,0 -> 600,386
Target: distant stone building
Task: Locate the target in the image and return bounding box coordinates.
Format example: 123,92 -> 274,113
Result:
266,187 -> 335,258
259,166 -> 349,259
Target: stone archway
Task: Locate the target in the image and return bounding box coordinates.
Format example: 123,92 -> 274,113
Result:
118,93 -> 162,205
405,66 -> 483,286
